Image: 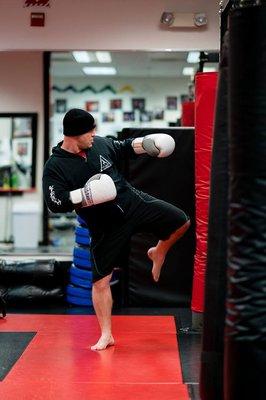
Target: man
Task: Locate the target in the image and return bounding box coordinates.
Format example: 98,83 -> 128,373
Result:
43,108 -> 190,351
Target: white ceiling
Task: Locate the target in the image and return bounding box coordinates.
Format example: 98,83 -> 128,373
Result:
51,51 -> 218,79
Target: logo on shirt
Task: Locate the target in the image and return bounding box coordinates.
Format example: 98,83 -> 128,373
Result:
100,155 -> 112,172
49,185 -> 61,205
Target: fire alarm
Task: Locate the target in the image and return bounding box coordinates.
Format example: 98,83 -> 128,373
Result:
31,12 -> 45,27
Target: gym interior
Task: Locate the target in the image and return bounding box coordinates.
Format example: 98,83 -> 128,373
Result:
0,1 -> 265,399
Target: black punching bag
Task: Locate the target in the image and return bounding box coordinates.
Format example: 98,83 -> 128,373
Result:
225,5 -> 266,400
200,32 -> 229,400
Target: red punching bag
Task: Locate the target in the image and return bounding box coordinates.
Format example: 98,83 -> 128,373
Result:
181,101 -> 195,126
192,72 -> 218,313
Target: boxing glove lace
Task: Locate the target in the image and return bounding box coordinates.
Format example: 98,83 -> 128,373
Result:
69,173 -> 117,207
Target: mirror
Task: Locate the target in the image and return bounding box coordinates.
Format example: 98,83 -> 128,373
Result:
50,51 -> 218,146
47,50 -> 218,248
0,113 -> 37,191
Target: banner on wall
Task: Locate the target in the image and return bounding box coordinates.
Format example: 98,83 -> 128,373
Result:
52,85 -> 133,94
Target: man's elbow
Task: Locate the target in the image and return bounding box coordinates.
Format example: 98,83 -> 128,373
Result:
46,202 -> 73,214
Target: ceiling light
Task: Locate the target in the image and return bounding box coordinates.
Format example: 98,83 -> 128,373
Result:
95,51 -> 112,63
187,51 -> 200,63
83,67 -> 117,75
160,11 -> 207,28
203,67 -> 217,72
182,67 -> 195,76
73,51 -> 91,63
160,12 -> 175,26
194,13 -> 208,27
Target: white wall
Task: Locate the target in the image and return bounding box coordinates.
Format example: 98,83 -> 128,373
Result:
51,76 -> 191,145
0,0 -> 219,51
0,52 -> 43,242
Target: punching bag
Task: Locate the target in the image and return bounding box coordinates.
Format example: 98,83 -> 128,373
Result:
181,101 -> 195,127
119,128 -> 195,307
192,72 -> 218,316
225,5 -> 266,400
200,33 -> 229,400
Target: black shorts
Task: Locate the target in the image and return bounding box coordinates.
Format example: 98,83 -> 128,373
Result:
91,190 -> 189,282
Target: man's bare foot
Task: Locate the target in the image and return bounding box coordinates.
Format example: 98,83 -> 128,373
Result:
147,247 -> 165,282
91,334 -> 115,351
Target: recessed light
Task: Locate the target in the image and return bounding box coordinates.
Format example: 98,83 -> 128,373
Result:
83,67 -> 117,75
95,51 -> 112,63
203,67 -> 217,72
72,51 -> 91,63
187,51 -> 200,63
182,67 -> 194,76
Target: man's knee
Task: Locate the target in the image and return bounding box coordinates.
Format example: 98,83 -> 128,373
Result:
179,218 -> 190,232
93,273 -> 112,291
184,218 -> 191,228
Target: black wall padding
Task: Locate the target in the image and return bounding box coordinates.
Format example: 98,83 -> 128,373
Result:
225,6 -> 266,400
200,33 -> 229,400
119,128 -> 195,306
0,286 -> 64,304
0,259 -> 70,305
0,260 -> 56,285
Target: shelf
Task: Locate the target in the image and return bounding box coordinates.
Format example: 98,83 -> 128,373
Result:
0,188 -> 36,196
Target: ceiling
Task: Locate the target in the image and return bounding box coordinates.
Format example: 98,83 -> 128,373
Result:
51,51 -> 218,79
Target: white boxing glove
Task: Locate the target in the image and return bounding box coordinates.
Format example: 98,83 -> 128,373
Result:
132,133 -> 175,158
69,173 -> 117,207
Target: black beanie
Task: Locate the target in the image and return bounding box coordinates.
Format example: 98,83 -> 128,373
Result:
63,108 -> 96,136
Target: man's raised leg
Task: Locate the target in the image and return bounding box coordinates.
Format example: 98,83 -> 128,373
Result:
148,220 -> 191,282
91,272 -> 115,351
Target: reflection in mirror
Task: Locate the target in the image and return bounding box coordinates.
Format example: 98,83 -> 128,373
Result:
0,113 -> 37,190
50,50 -> 218,146
48,50 -> 218,248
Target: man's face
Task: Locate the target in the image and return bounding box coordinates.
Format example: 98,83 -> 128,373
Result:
76,128 -> 96,149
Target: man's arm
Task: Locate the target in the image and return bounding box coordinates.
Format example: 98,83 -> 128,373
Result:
107,137 -> 136,161
42,172 -> 74,213
43,170 -> 117,213
132,133 -> 175,158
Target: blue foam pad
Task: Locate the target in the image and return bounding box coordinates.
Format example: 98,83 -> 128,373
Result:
75,234 -> 90,246
66,284 -> 92,298
70,274 -> 92,289
70,264 -> 93,280
73,256 -> 92,269
66,294 -> 93,306
73,246 -> 91,260
75,226 -> 90,237
77,215 -> 88,227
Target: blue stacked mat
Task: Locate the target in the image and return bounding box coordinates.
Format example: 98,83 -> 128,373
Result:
66,216 -> 93,306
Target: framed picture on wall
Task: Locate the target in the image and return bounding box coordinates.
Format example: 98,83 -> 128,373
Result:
13,117 -> 32,137
110,99 -> 122,110
154,109 -> 164,120
123,112 -> 135,122
166,96 -> 178,110
132,98 -> 145,111
12,137 -> 33,167
102,112 -> 115,122
140,111 -> 153,122
55,99 -> 67,113
86,101 -> 99,112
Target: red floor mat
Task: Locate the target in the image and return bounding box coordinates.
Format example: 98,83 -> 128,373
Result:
0,315 -> 189,400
